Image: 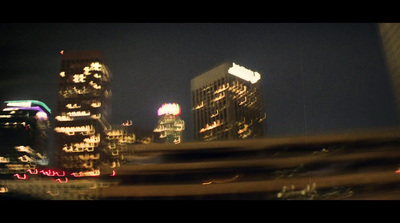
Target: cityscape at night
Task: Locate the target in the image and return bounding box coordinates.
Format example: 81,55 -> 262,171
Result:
1,23 -> 400,200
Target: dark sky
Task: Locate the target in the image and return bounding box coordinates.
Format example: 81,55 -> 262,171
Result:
0,23 -> 398,140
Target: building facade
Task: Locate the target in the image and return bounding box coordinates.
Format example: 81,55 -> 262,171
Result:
0,100 -> 51,175
191,61 -> 266,141
106,120 -> 155,164
377,23 -> 400,116
54,50 -> 114,176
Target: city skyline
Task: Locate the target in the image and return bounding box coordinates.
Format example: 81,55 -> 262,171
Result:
0,23 -> 398,141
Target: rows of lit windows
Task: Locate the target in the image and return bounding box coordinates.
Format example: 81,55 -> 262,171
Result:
193,77 -> 231,140
55,58 -> 113,172
192,74 -> 265,140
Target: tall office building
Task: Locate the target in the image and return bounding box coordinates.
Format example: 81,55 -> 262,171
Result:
377,23 -> 400,116
191,61 -> 266,141
0,100 -> 51,175
54,50 -> 114,176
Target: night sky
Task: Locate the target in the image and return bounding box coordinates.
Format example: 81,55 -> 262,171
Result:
0,23 -> 398,141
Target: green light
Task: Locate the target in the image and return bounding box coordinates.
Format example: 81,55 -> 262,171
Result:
4,100 -> 51,114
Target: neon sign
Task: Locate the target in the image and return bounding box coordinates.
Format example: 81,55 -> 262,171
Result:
5,100 -> 51,114
14,174 -> 28,180
157,103 -> 181,116
6,101 -> 32,107
228,62 -> 261,84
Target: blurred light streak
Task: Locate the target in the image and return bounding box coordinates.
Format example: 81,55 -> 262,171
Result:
0,186 -> 8,193
202,174 -> 239,185
47,190 -> 59,196
0,157 -> 10,163
27,168 -> 65,177
121,120 -> 132,126
14,173 -> 28,180
71,169 -> 101,177
27,168 -> 38,174
54,178 -> 69,183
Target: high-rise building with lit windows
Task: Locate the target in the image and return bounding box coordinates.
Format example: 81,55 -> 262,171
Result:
153,103 -> 185,144
191,61 -> 266,141
54,50 -> 115,175
0,100 -> 51,175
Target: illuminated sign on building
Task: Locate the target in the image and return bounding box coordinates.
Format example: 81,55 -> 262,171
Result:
154,103 -> 185,144
36,111 -> 48,120
5,100 -> 51,114
157,103 -> 181,116
228,62 -> 261,84
0,100 -> 51,172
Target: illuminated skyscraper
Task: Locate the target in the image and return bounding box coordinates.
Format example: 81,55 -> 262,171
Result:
191,61 -> 266,141
153,103 -> 185,144
54,50 -> 114,175
377,23 -> 400,116
0,100 -> 51,175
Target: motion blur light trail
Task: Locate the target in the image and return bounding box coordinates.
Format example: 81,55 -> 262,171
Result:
2,128 -> 400,200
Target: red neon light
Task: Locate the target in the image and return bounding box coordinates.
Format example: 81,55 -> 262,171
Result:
41,169 -> 65,177
27,168 -> 65,177
51,170 -> 65,177
54,178 -> 68,183
110,170 -> 116,177
14,174 -> 28,180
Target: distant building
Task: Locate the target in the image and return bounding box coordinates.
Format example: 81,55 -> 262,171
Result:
0,100 -> 51,175
153,103 -> 185,144
54,50 -> 114,175
377,23 -> 400,116
191,61 -> 266,141
105,120 -> 155,165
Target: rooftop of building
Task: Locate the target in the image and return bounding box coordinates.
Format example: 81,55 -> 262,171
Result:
61,50 -> 105,62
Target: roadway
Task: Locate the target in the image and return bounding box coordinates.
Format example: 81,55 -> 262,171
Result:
91,128 -> 400,200
2,128 -> 400,200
